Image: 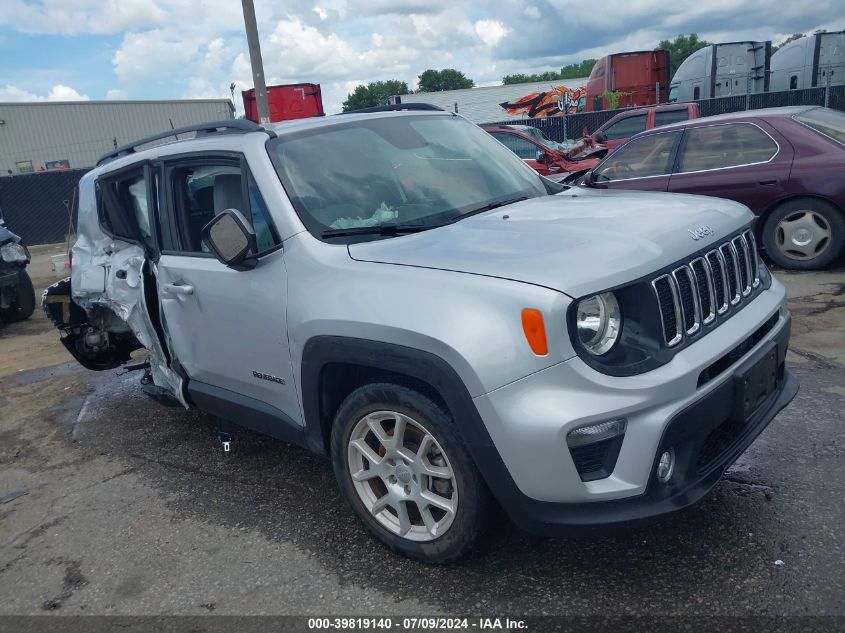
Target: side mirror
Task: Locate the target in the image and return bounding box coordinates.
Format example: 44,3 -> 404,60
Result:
594,132 -> 607,144
201,209 -> 257,271
535,150 -> 547,163
583,170 -> 596,186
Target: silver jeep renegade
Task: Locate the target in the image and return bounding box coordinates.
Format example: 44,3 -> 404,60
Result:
45,109 -> 798,563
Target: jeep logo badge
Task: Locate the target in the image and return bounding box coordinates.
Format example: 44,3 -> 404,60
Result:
688,225 -> 715,241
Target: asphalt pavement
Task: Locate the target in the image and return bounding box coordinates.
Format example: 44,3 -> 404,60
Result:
0,246 -> 842,617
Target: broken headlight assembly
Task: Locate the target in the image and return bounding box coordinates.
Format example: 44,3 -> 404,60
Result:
0,241 -> 29,263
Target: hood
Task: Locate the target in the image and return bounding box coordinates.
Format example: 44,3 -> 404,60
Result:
0,224 -> 21,244
348,188 -> 753,298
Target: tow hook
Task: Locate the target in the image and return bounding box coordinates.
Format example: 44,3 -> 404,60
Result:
217,418 -> 234,453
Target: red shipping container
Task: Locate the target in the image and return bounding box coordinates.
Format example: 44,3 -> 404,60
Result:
242,83 -> 324,123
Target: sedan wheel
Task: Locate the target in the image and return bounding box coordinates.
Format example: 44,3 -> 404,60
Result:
763,199 -> 845,270
348,410 -> 457,541
774,209 -> 832,262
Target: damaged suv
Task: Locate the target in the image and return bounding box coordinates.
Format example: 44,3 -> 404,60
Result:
46,109 -> 798,563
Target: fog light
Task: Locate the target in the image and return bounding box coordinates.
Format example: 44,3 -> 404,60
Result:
656,449 -> 675,483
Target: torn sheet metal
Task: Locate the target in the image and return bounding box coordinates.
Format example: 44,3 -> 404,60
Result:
70,172 -> 187,407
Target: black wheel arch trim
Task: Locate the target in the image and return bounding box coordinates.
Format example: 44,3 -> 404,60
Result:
299,336 -> 534,513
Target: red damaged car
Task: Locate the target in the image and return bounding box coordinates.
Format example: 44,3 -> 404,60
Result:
581,106 -> 845,270
482,124 -> 601,179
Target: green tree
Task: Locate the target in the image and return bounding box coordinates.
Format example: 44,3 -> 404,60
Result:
342,80 -> 409,112
657,33 -> 711,79
502,59 -> 597,85
416,69 -> 474,92
771,33 -> 805,54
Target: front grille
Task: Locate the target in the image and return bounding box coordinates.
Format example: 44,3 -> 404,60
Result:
651,232 -> 760,348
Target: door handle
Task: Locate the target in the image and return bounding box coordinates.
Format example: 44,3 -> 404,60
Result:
162,283 -> 194,296
759,179 -> 778,186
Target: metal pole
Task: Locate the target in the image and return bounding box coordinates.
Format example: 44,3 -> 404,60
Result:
746,75 -> 751,111
656,81 -> 660,104
825,65 -> 831,108
241,0 -> 270,124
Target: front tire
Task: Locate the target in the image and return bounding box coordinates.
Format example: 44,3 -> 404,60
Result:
0,269 -> 36,322
330,383 -> 493,563
761,199 -> 845,270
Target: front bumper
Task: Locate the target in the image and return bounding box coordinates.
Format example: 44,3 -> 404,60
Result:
0,268 -> 19,289
470,285 -> 798,534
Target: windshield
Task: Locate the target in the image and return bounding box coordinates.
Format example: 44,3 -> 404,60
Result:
267,114 -> 549,240
794,107 -> 845,146
668,86 -> 678,103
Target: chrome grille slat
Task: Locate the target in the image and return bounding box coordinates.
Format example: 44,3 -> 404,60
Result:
732,235 -> 753,297
706,249 -> 730,315
720,243 -> 742,305
744,229 -> 761,288
652,274 -> 683,347
690,257 -> 716,325
672,266 -> 701,335
652,232 -> 761,347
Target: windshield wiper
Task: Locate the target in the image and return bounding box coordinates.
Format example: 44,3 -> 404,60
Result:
321,223 -> 443,239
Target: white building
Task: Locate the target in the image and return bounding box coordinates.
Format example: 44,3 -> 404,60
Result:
0,99 -> 234,176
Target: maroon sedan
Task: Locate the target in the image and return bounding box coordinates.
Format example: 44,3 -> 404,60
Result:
581,106 -> 845,269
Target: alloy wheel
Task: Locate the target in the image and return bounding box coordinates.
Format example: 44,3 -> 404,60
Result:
347,410 -> 458,542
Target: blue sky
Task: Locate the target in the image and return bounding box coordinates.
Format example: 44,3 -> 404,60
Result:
0,0 -> 841,113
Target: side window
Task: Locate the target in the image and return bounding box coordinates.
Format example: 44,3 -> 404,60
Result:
676,124 -> 778,173
790,75 -> 798,90
168,161 -> 280,255
97,167 -> 154,249
654,109 -> 690,128
601,114 -> 647,140
593,132 -> 679,182
693,86 -> 701,100
490,132 -> 539,160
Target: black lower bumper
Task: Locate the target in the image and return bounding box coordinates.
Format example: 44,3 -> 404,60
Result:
480,314 -> 798,536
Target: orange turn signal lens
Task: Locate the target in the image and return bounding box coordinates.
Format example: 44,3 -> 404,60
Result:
521,308 -> 548,356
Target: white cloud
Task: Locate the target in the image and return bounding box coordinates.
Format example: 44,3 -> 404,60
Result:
523,6 -> 541,20
46,84 -> 90,101
5,0 -> 841,117
474,19 -> 509,48
0,0 -> 168,35
0,84 -> 39,101
0,83 -> 89,101
112,29 -> 204,81
106,88 -> 129,100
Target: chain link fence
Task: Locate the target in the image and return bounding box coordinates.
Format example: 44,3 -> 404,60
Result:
483,85 -> 845,142
0,169 -> 86,245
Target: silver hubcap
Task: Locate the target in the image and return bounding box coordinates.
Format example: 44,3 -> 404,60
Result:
775,210 -> 832,261
347,411 -> 457,542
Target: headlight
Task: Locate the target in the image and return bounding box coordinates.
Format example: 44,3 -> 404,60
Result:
0,242 -> 28,263
575,291 -> 621,355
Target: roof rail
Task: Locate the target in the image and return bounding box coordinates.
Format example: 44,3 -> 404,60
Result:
337,103 -> 444,115
97,119 -> 274,166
